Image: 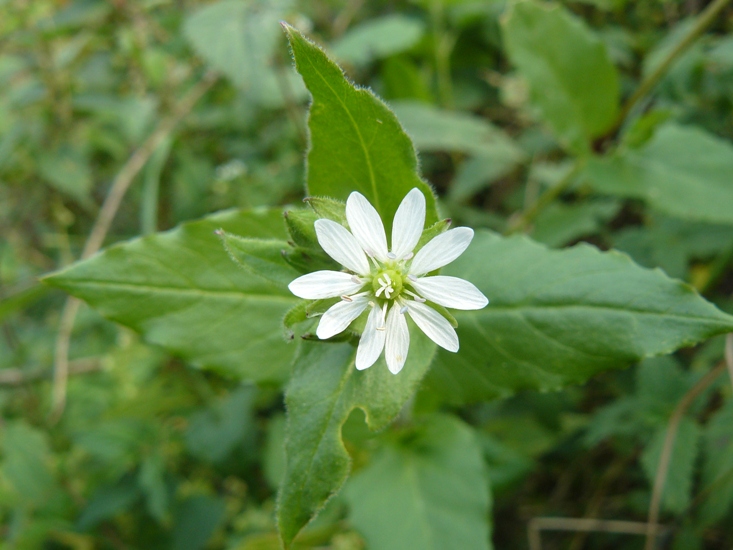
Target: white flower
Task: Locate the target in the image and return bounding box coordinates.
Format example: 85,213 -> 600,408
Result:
288,188 -> 488,374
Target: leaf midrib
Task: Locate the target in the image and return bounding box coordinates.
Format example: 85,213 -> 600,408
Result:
48,279 -> 295,303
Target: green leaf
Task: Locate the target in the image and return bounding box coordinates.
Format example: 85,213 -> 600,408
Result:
332,15 -> 425,66
699,399 -> 733,526
502,0 -> 619,154
586,123 -> 733,225
344,414 -> 492,550
388,102 -> 525,202
172,495 -> 226,550
277,329 -> 436,548
183,0 -> 305,107
77,480 -> 140,529
641,417 -> 701,514
43,209 -> 299,382
38,146 -> 93,204
1,422 -> 56,507
138,452 -> 169,523
218,231 -> 300,288
421,231 -> 733,404
391,101 -> 524,159
283,25 -> 438,234
185,386 -> 257,463
531,200 -> 621,248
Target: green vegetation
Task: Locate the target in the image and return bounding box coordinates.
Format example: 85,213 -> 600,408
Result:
3,1 -> 733,548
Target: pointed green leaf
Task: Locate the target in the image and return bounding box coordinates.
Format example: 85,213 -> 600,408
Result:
277,329 -> 436,548
283,25 -> 438,234
391,100 -> 525,160
502,0 -> 619,154
43,209 -> 299,382
422,231 -> 733,404
586,123 -> 733,225
332,14 -> 425,66
344,414 -> 492,550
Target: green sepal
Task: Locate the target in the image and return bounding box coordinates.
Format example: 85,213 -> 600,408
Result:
281,246 -> 339,273
282,300 -> 312,341
217,230 -> 300,288
283,208 -> 320,249
304,196 -> 347,225
416,218 -> 451,250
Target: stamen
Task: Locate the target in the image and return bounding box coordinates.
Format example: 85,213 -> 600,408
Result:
408,274 -> 417,282
404,290 -> 426,303
400,306 -> 408,314
341,295 -> 353,302
351,275 -> 363,284
404,252 -> 414,260
387,252 -> 397,259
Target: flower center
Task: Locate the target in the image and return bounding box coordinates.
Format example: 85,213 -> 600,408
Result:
372,268 -> 404,300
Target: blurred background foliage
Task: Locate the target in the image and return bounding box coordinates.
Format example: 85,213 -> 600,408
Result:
2,0 -> 733,548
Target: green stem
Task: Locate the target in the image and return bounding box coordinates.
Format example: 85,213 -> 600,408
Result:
505,160 -> 585,235
140,138 -> 171,235
611,0 -> 731,134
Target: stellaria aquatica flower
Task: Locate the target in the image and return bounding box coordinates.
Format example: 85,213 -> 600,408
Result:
288,188 -> 488,374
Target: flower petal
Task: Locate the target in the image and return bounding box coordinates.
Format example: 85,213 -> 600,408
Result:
346,192 -> 389,261
409,227 -> 474,276
288,271 -> 365,299
410,275 -> 489,310
391,188 -> 426,259
385,304 -> 410,374
356,304 -> 386,370
314,219 -> 370,275
317,296 -> 369,340
404,300 -> 459,352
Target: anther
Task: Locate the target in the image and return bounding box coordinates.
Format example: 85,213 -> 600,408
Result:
408,274 -> 418,282
351,275 -> 362,284
387,252 -> 397,259
404,252 -> 414,260
400,306 -> 408,314
341,295 -> 353,302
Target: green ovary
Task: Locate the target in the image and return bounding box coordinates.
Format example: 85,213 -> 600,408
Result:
371,268 -> 404,299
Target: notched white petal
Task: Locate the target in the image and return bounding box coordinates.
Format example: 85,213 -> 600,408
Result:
356,304 -> 386,370
410,275 -> 488,310
391,188 -> 426,259
409,227 -> 474,276
405,301 -> 459,352
385,305 -> 410,374
317,296 -> 369,339
288,271 -> 365,299
346,192 -> 388,261
314,219 -> 370,275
